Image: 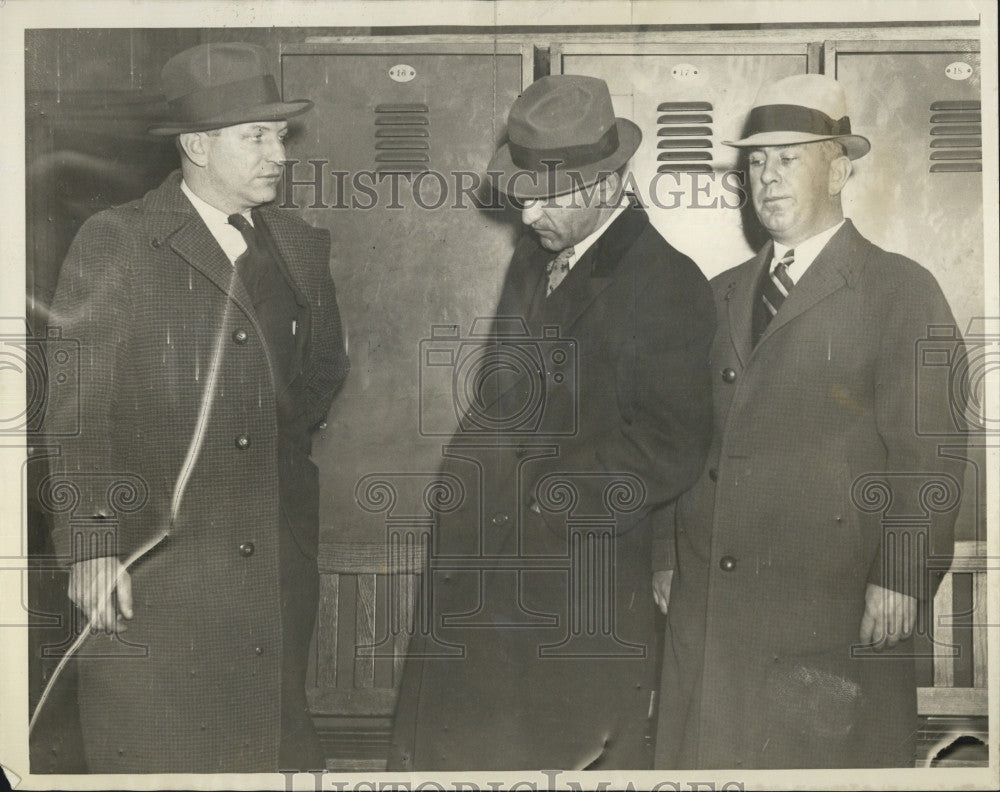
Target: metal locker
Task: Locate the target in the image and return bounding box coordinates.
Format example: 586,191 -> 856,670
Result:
551,40 -> 817,279
279,41 -> 530,537
824,40 -> 983,330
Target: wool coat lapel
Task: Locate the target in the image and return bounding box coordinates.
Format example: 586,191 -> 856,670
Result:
727,220 -> 864,360
543,198 -> 646,334
144,172 -> 257,319
724,242 -> 771,368
481,200 -> 648,415
756,221 -> 858,348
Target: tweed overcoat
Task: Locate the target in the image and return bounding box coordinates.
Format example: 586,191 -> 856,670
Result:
388,202 -> 715,770
656,220 -> 966,769
43,171 -> 348,772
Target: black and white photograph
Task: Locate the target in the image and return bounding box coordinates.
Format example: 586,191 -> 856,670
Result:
1,1 -> 997,789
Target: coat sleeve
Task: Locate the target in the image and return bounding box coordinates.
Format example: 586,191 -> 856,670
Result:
43,211 -> 138,564
299,228 -> 350,436
869,258 -> 967,601
534,242 -> 715,536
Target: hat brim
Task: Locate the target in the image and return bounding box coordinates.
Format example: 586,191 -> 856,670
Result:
147,99 -> 313,135
722,131 -> 870,161
487,118 -> 642,200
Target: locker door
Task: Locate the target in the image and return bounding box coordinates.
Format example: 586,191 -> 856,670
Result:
825,40 -> 983,330
552,41 -> 816,278
280,42 -> 529,537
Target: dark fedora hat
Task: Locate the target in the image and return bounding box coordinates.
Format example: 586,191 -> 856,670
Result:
147,43 -> 313,135
488,75 -> 642,200
723,74 -> 870,160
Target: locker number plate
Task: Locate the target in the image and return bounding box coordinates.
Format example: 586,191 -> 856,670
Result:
671,64 -> 701,81
945,62 -> 973,80
389,64 -> 417,82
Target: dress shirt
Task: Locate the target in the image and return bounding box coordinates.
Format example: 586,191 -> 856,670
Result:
180,180 -> 252,265
563,199 -> 630,270
771,219 -> 845,284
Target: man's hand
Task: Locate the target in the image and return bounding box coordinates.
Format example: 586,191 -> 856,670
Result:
652,569 -> 674,616
859,583 -> 916,650
69,556 -> 133,632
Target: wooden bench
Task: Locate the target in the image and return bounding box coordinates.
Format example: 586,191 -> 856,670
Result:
915,539 -> 989,767
306,535 -> 427,771
307,537 -> 989,770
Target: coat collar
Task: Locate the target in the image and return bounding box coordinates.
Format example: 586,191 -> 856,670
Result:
542,194 -> 649,333
143,171 -> 256,316
723,219 -> 864,365
483,197 -> 651,418
142,170 -> 323,316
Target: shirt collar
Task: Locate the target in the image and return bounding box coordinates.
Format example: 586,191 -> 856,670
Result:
771,219 -> 845,284
567,199 -> 630,269
180,180 -> 252,265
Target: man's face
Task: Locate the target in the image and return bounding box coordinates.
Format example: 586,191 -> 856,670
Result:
748,142 -> 841,246
520,181 -> 615,252
198,121 -> 288,214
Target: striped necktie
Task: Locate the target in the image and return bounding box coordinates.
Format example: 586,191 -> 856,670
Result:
545,246 -> 575,297
760,248 -> 795,319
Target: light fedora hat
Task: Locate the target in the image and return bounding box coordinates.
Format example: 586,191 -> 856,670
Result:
488,75 -> 642,200
724,73 -> 870,160
148,43 -> 313,135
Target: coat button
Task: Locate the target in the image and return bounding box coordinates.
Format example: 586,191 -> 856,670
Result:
719,555 -> 737,572
254,646 -> 263,655
239,542 -> 255,557
721,368 -> 737,383
491,512 -> 510,526
232,329 -> 249,345
318,421 -> 328,430
235,435 -> 250,450
708,468 -> 718,482
150,238 -> 161,249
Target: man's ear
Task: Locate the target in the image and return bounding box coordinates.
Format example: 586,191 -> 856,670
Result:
828,154 -> 852,198
600,170 -> 622,205
178,132 -> 209,168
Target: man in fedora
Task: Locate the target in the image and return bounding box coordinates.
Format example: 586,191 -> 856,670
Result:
388,75 -> 714,770
654,73 -> 966,768
43,42 -> 349,772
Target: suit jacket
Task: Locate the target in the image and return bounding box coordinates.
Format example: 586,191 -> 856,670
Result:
388,201 -> 714,770
656,220 -> 966,769
42,170 -> 348,772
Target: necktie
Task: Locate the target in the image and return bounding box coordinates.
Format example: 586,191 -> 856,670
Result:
760,248 -> 795,319
227,210 -> 302,392
545,246 -> 575,297
228,212 -> 267,292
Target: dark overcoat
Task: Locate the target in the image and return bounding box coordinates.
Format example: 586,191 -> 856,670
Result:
42,171 -> 348,772
656,220 -> 966,769
388,202 -> 715,770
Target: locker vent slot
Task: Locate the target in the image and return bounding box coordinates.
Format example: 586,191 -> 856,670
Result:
374,103 -> 430,173
929,100 -> 981,173
656,101 -> 713,173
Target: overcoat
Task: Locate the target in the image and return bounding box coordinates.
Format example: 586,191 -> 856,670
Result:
388,202 -> 715,770
43,171 -> 348,772
656,220 -> 966,769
